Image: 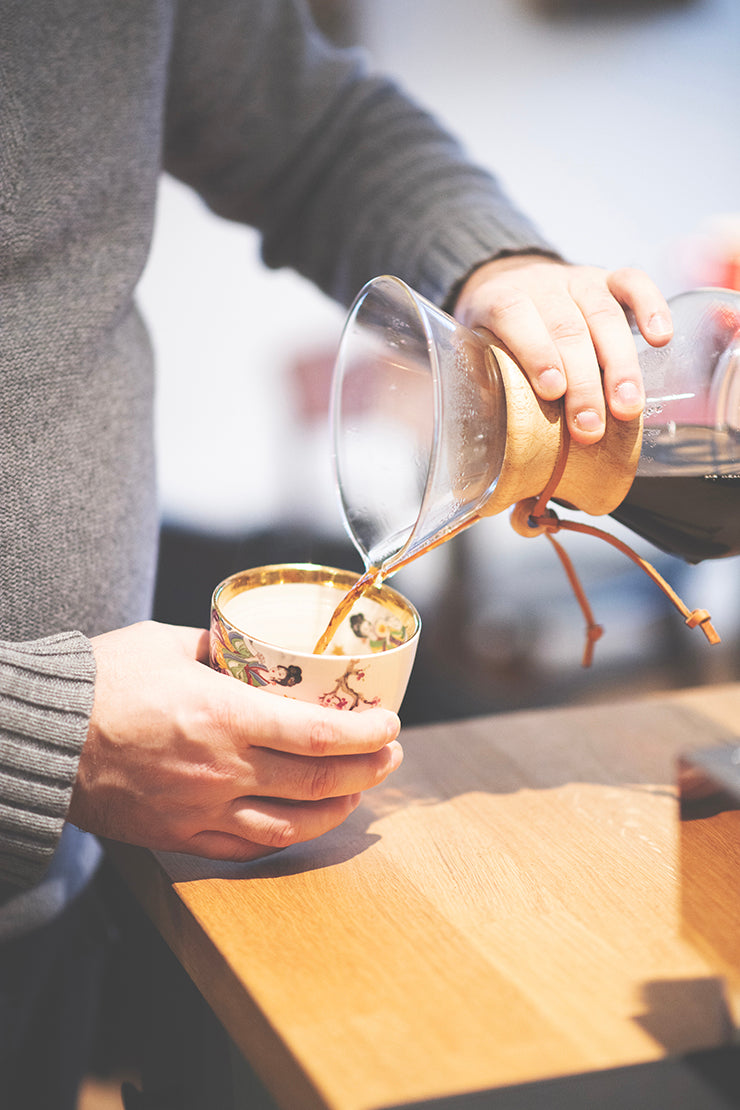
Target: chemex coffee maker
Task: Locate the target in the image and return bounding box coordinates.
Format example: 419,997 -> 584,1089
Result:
330,276 -> 740,664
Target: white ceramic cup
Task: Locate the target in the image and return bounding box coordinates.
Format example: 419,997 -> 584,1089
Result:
210,563 -> 421,713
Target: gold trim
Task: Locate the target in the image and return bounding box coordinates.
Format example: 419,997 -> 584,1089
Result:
212,563 -> 420,641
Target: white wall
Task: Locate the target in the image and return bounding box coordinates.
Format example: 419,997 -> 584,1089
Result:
359,0 -> 740,292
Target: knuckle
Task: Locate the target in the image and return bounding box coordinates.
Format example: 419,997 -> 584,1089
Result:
307,716 -> 340,757
262,815 -> 300,850
197,696 -> 235,746
550,316 -> 589,344
561,371 -> 597,399
581,292 -> 622,323
491,290 -> 528,319
304,758 -> 339,801
584,305 -> 620,330
223,840 -> 260,863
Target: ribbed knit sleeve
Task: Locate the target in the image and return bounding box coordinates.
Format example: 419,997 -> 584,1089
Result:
0,632 -> 96,889
163,0 -> 556,310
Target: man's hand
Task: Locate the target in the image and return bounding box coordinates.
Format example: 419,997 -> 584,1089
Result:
68,621 -> 402,861
453,255 -> 673,444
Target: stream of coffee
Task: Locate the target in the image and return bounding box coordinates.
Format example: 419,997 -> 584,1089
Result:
312,565 -> 381,655
312,514 -> 482,655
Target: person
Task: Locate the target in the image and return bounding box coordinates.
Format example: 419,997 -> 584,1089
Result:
0,0 -> 672,1105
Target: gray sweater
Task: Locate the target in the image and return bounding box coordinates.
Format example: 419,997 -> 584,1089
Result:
0,0 -> 551,936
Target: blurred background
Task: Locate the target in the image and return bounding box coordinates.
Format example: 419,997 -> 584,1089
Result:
140,0 -> 740,725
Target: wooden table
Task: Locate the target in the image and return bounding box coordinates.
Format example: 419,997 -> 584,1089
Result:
108,683 -> 740,1110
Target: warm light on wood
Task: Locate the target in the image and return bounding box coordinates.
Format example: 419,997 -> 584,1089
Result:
108,683 -> 740,1110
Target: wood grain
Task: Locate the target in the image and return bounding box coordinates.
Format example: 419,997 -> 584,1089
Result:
108,683 -> 740,1110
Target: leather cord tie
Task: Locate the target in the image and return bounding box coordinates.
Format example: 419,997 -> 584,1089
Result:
509,420 -> 721,667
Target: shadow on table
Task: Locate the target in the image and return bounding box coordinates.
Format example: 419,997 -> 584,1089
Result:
153,821 -> 382,883
634,977 -> 736,1055
377,1046 -> 740,1110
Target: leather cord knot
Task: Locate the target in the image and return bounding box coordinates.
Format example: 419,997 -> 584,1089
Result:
685,609 -> 720,640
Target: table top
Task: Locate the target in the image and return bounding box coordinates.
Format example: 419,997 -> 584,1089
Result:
108,682 -> 740,1110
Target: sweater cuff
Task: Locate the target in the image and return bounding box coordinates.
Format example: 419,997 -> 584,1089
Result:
0,631 -> 96,888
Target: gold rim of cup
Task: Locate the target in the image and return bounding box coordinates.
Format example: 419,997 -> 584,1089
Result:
211,563 -> 421,657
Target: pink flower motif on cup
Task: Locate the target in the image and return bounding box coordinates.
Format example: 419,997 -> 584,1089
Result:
319,660 -> 382,711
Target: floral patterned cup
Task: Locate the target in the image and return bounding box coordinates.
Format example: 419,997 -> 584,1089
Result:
210,564 -> 421,713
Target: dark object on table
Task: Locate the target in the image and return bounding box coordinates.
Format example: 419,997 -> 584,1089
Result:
679,744 -> 740,988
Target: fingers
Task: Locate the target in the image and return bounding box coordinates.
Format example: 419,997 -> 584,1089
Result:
204,683 -> 403,859
79,622 -> 406,865
244,738 -> 404,801
528,287 -> 610,440
606,266 -> 673,346
471,275 -> 610,444
474,289 -> 568,401
187,793 -> 364,861
453,257 -> 671,446
207,672 -> 403,800
213,670 -> 401,757
567,271 -> 645,430
174,733 -> 402,862
575,267 -> 672,434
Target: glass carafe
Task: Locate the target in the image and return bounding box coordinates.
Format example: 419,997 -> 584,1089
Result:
332,278 -> 740,580
609,287 -> 740,563
330,274 -> 507,578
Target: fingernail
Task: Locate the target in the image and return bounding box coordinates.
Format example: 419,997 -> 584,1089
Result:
648,312 -> 671,337
538,367 -> 566,396
385,714 -> 401,742
614,380 -> 643,407
573,409 -> 604,434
